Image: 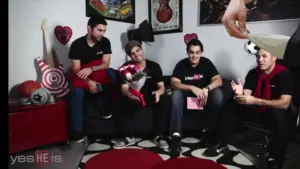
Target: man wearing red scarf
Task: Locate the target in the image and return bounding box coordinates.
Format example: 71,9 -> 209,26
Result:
204,48 -> 296,168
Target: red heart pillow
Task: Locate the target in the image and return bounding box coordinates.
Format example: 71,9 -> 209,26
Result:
54,26 -> 72,45
184,33 -> 198,44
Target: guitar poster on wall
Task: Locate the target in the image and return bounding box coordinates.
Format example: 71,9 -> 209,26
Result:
86,0 -> 135,24
148,0 -> 183,35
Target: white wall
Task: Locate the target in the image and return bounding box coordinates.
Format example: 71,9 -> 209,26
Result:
146,0 -> 299,80
9,0 -> 299,95
8,0 -> 147,94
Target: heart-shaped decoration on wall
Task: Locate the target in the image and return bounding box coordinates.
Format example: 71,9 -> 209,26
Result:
184,33 -> 198,44
54,25 -> 72,45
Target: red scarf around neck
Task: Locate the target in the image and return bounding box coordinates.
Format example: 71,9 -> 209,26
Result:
254,64 -> 288,112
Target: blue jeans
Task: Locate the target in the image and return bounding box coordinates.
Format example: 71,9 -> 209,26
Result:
69,88 -> 110,133
69,68 -> 116,133
170,88 -> 223,135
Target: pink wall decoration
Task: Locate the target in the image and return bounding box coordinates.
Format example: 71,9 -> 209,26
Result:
184,33 -> 198,44
54,26 -> 72,45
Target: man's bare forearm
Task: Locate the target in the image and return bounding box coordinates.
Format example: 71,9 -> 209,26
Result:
255,98 -> 290,109
91,62 -> 109,71
207,78 -> 222,90
121,84 -> 130,96
156,86 -> 165,95
172,82 -> 193,91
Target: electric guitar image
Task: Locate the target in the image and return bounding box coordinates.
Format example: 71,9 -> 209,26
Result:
37,19 -> 69,98
156,0 -> 173,23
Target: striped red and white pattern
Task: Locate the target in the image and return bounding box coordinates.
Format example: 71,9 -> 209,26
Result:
37,57 -> 69,98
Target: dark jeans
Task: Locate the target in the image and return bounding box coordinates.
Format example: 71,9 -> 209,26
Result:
169,88 -> 223,135
69,87 -> 111,133
219,100 -> 296,165
113,92 -> 170,138
282,132 -> 300,169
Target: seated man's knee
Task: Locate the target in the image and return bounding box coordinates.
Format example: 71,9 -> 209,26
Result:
171,90 -> 184,105
208,87 -> 223,107
106,68 -> 117,84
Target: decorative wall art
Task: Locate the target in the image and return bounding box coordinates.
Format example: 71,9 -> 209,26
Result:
149,0 -> 183,35
54,26 -> 73,45
199,0 -> 300,25
184,33 -> 198,44
86,0 -> 135,24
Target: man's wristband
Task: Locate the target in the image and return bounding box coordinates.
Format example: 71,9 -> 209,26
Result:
204,85 -> 210,91
90,67 -> 94,72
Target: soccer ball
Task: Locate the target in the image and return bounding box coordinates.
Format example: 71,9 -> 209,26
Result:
244,40 -> 259,55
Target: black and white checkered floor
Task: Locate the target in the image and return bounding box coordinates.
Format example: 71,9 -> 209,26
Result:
78,137 -> 256,169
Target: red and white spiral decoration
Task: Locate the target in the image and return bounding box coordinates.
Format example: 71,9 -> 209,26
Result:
37,57 -> 69,98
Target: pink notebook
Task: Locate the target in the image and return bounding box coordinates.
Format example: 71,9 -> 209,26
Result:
187,97 -> 204,110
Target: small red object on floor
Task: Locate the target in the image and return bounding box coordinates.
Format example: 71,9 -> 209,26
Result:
153,157 -> 226,169
84,148 -> 164,169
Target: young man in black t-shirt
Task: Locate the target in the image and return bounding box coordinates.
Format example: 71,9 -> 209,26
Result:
68,17 -> 114,142
205,48 -> 296,168
112,40 -> 170,149
169,39 -> 223,155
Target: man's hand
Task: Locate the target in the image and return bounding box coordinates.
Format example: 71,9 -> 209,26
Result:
152,91 -> 160,103
235,95 -> 257,105
77,67 -> 93,79
202,88 -> 209,105
87,80 -> 99,94
190,86 -> 206,103
127,92 -> 137,100
222,0 -> 248,39
231,79 -> 243,95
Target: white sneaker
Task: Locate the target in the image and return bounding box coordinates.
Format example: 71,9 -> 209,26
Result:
113,137 -> 135,149
102,114 -> 112,119
154,135 -> 169,149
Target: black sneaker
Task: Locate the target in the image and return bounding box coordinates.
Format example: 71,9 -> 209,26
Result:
170,134 -> 182,158
70,131 -> 85,143
202,144 -> 229,157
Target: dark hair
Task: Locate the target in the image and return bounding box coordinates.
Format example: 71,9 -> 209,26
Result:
87,16 -> 107,29
186,39 -> 204,53
125,40 -> 142,56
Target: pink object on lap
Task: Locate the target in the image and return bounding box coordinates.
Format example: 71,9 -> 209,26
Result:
187,97 -> 204,110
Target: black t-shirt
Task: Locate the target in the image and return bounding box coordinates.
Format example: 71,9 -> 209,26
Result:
172,57 -> 219,88
244,68 -> 294,99
121,59 -> 163,94
68,35 -> 112,64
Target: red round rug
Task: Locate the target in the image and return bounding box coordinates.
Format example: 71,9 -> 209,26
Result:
84,148 -> 164,169
153,157 -> 226,169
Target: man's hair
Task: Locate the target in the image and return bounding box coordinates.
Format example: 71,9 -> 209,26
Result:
125,40 -> 142,56
87,16 -> 107,29
186,39 -> 204,53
